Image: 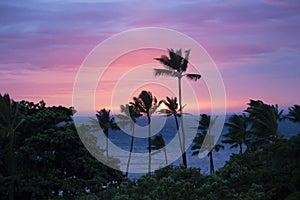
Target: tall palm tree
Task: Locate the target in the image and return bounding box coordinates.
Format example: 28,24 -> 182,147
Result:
132,90 -> 161,173
154,48 -> 201,168
245,100 -> 284,145
0,93 -> 24,200
149,134 -> 168,165
158,96 -> 184,163
286,105 -> 300,123
222,113 -> 250,154
191,114 -> 224,175
116,104 -> 141,177
90,108 -> 118,159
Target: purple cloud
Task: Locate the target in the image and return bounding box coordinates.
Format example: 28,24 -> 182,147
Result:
0,0 -> 299,110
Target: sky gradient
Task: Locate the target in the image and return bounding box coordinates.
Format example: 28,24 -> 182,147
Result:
1,0 -> 300,114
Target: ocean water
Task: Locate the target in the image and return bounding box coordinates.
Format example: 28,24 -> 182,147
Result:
73,115 -> 300,179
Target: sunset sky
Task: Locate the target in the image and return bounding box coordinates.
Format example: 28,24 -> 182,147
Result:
1,0 -> 300,114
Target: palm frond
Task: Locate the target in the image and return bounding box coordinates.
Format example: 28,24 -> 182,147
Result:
157,109 -> 172,115
229,144 -> 239,149
192,151 -> 199,156
155,53 -> 179,71
181,49 -> 190,72
154,69 -> 178,78
185,74 -> 201,81
286,104 -> 300,122
214,144 -> 224,152
149,134 -> 166,151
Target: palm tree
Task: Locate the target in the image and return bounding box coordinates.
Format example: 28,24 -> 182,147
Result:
154,48 -> 201,168
286,105 -> 300,123
149,134 -> 168,165
245,100 -> 284,145
116,104 -> 141,177
90,108 -> 118,159
222,113 -> 250,154
191,114 -> 224,175
0,93 -> 24,200
132,90 -> 161,173
158,96 -> 184,164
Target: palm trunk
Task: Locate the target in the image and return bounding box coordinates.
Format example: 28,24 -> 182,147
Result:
239,143 -> 243,154
178,76 -> 187,168
209,151 -> 214,175
163,148 -> 168,165
105,129 -> 109,159
174,114 -> 183,163
125,123 -> 135,177
147,114 -> 151,173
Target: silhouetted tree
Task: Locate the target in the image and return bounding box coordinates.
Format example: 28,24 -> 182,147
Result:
245,100 -> 283,147
132,91 -> 161,173
116,104 -> 141,177
149,134 -> 168,165
9,100 -> 122,199
0,94 -> 24,200
191,114 -> 224,175
158,96 -> 185,164
90,108 -> 119,158
222,113 -> 250,154
155,49 -> 201,168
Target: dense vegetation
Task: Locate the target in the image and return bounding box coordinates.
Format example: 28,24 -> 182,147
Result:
0,94 -> 122,199
1,93 -> 300,199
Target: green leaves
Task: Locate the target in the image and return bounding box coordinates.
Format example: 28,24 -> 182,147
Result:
113,166 -> 203,200
0,98 -> 123,199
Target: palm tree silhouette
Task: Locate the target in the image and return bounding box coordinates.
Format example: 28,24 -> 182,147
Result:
116,104 -> 141,177
0,94 -> 24,200
158,96 -> 188,165
245,100 -> 283,145
90,108 -> 118,159
154,48 -> 201,168
222,114 -> 250,154
149,134 -> 168,165
132,90 -> 161,173
286,105 -> 300,123
191,114 -> 224,175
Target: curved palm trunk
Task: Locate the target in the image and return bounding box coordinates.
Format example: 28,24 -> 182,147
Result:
178,76 -> 187,168
147,114 -> 151,173
125,123 -> 135,177
104,129 -> 109,159
209,151 -> 214,175
174,114 -> 183,164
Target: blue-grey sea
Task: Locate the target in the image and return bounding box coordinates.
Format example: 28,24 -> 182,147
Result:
73,115 -> 300,180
